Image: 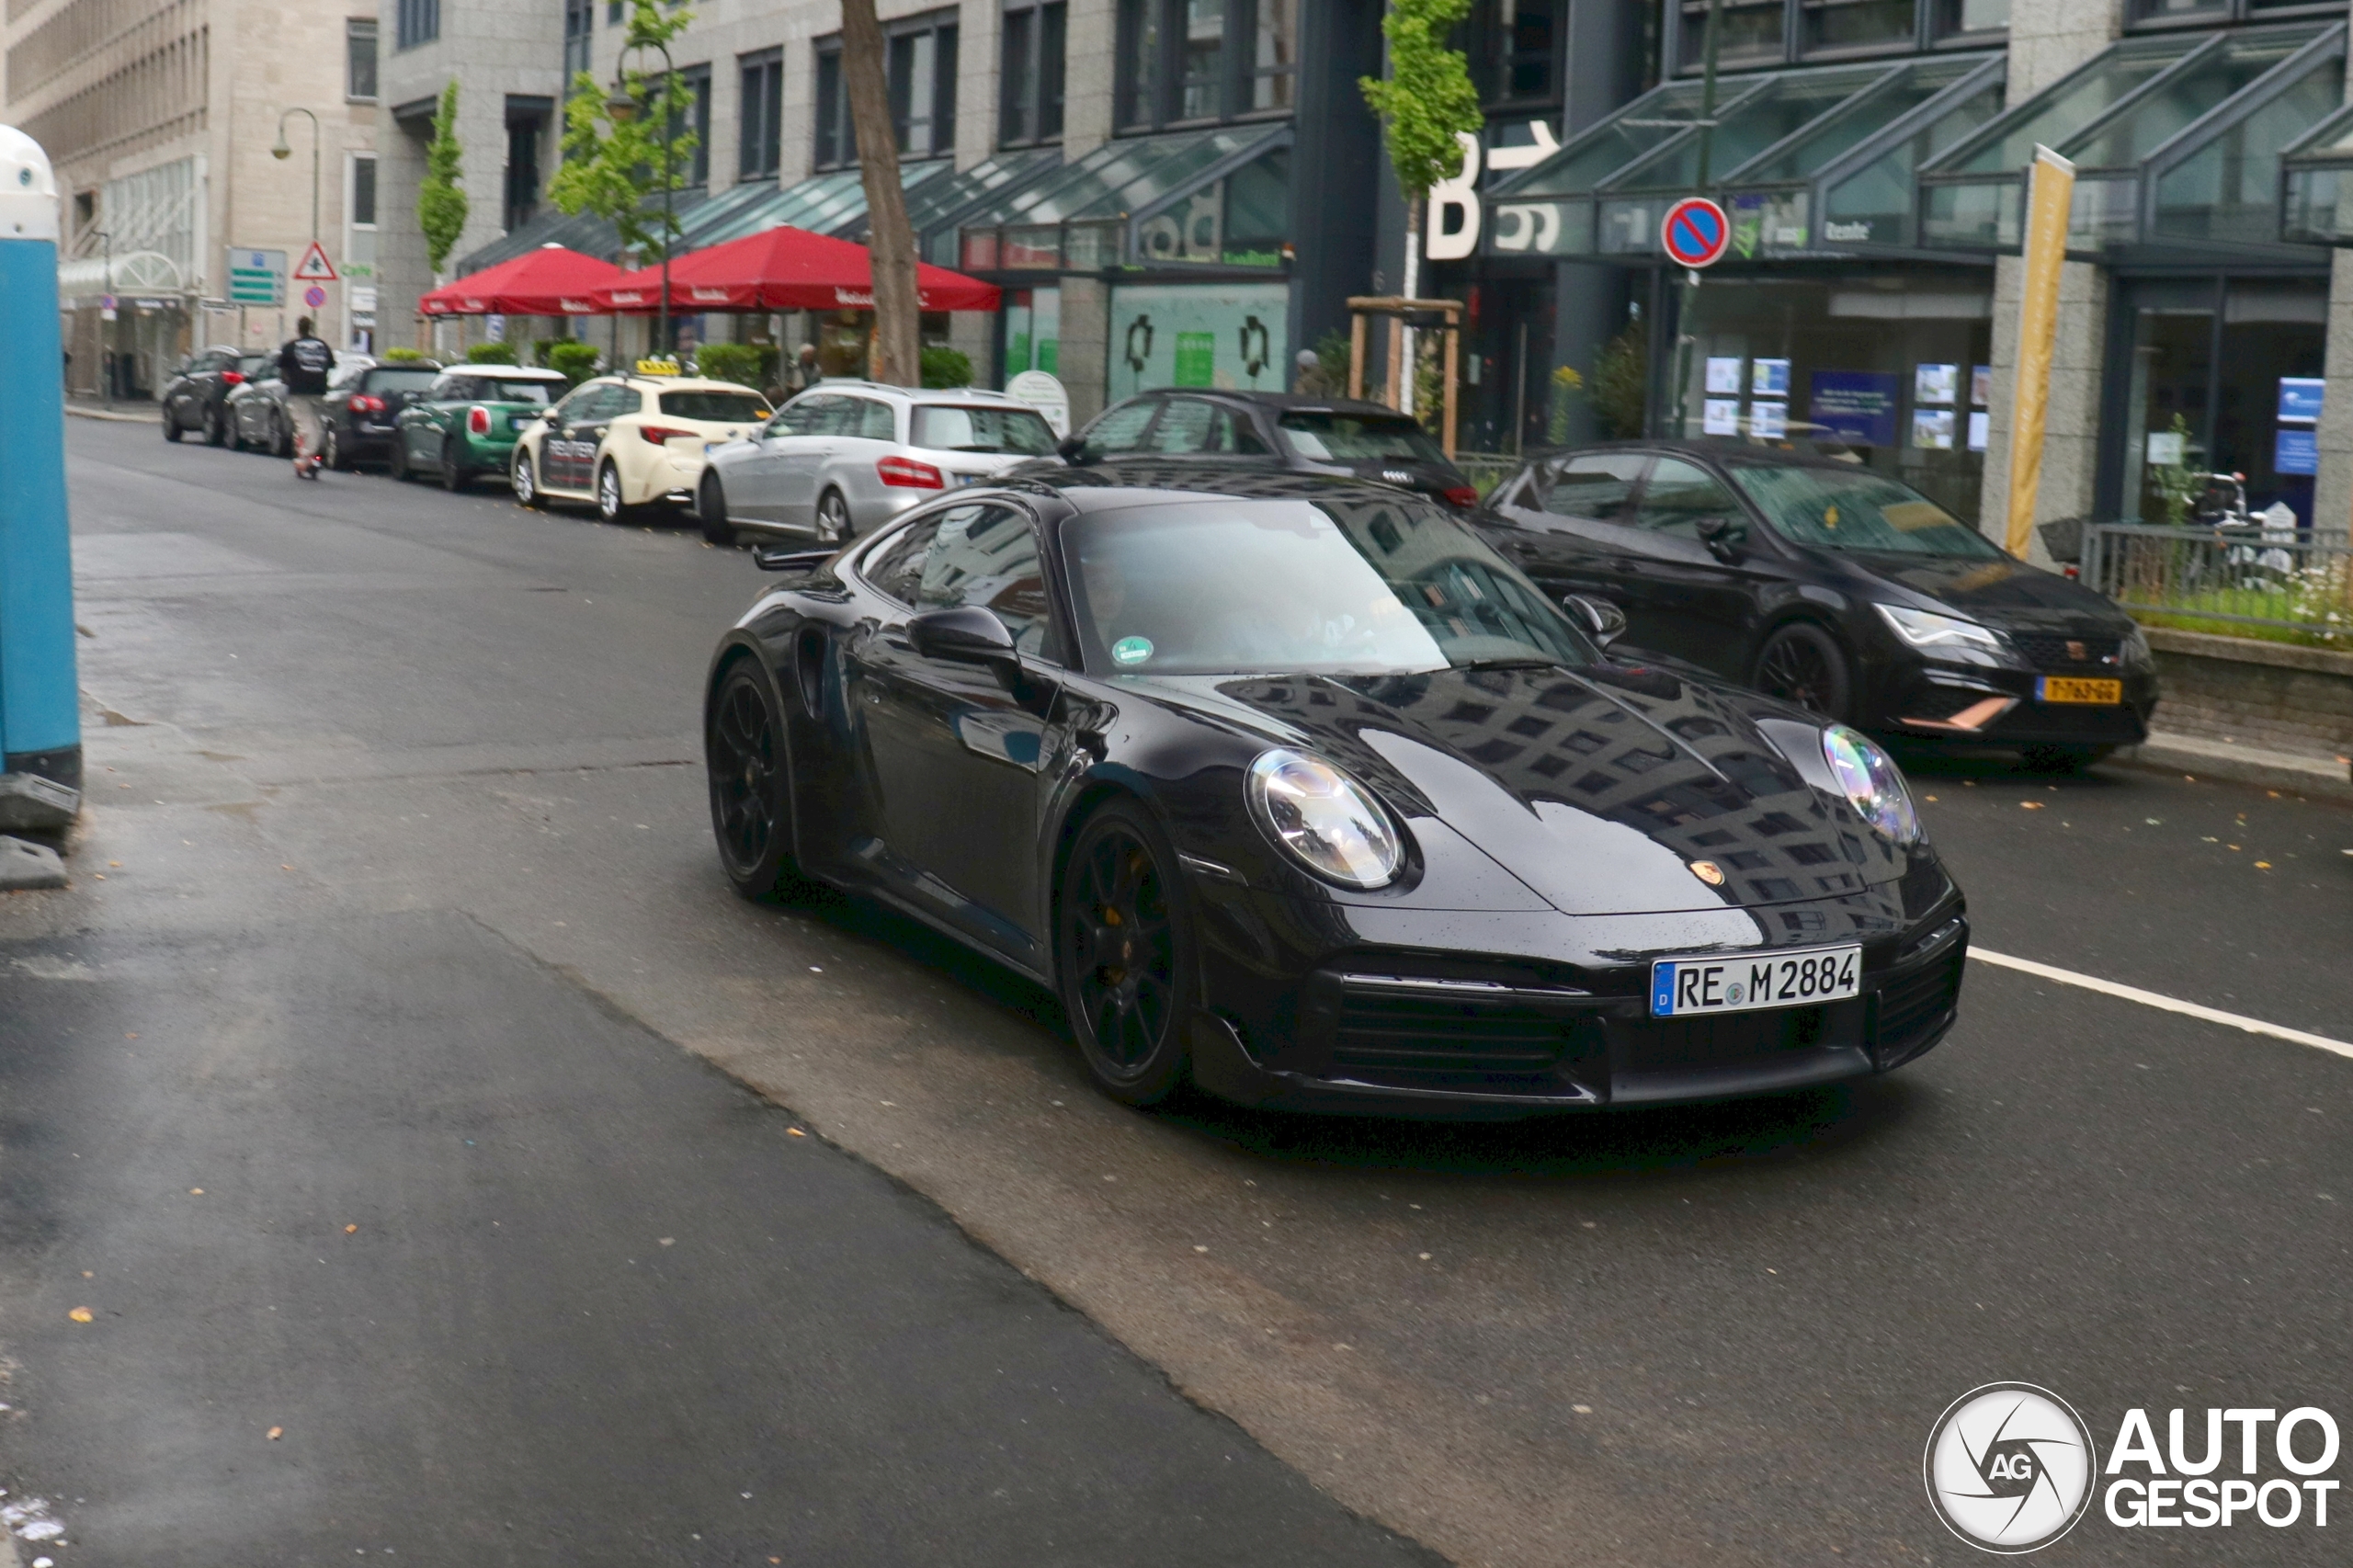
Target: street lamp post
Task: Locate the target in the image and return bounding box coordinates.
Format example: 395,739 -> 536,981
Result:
272,107 -> 321,340
607,41 -> 677,358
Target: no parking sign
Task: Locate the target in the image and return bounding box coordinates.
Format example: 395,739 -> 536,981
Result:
1661,197 -> 1731,269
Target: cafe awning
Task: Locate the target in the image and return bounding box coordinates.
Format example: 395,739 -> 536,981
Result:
1481,52 -> 2005,263
950,126 -> 1289,275
593,224 -> 1001,313
418,244 -> 627,316
1918,20 -> 2344,262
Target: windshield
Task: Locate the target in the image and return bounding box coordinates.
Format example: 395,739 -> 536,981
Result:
474,378 -> 556,404
912,404 -> 1057,454
236,355 -> 274,378
1728,464 -> 2008,559
365,368 -> 442,393
1278,412 -> 1449,467
1064,496 -> 1597,677
661,391 -> 770,422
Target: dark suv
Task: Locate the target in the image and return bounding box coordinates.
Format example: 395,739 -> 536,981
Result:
1053,390 -> 1479,510
1472,441 -> 2158,766
161,347 -> 272,447
322,361 -> 445,471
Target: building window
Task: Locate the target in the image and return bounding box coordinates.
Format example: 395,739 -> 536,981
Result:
564,0 -> 593,79
1936,0 -> 2009,33
1466,0 -> 1553,108
347,18 -> 379,100
2129,0 -> 2330,23
1118,0 -> 1293,129
813,13 -> 961,169
608,0 -> 622,23
395,0 -> 438,51
1671,0 -> 2018,71
1000,0 -> 1066,146
505,105 -> 547,230
347,153 -> 379,347
740,48 -> 783,177
670,62 -> 711,187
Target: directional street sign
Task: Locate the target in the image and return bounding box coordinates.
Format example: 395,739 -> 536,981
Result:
1661,197 -> 1731,269
227,247 -> 287,307
292,240 -> 338,282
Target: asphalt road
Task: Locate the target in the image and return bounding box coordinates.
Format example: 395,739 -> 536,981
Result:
3,421 -> 2349,1565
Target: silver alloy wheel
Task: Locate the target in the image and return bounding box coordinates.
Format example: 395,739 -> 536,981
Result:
513,452 -> 537,506
597,463 -> 623,521
818,488 -> 850,541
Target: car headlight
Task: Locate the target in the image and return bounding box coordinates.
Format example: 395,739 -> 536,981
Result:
1873,603 -> 2005,657
2120,623 -> 2154,668
1822,725 -> 1921,845
1247,749 -> 1404,889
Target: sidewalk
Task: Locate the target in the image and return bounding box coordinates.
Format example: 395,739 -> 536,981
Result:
65,397 -> 153,424
2120,728 -> 2353,801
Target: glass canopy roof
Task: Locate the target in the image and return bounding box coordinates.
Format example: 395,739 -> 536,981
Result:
1483,53 -> 2005,261
2279,98 -> 2353,244
952,126 -> 1290,274
1918,21 -> 2344,259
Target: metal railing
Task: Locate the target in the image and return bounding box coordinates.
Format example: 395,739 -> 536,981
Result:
2079,522 -> 2353,642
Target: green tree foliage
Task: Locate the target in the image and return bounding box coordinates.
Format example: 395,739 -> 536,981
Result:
1592,324 -> 1648,440
919,346 -> 972,390
418,82 -> 469,275
465,341 -> 518,364
381,346 -> 427,364
694,341 -> 777,392
548,1 -> 700,264
1359,0 -> 1482,202
547,341 -> 602,386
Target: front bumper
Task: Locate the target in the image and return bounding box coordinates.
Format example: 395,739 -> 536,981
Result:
1870,651 -> 2158,749
1186,869 -> 1966,1117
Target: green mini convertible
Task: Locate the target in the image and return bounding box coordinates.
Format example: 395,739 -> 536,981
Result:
392,365 -> 572,492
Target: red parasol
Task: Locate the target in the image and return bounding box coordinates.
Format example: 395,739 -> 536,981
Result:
594,225 -> 1000,313
419,244 -> 630,317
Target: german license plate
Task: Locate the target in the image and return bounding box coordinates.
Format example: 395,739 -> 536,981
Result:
2038,676 -> 2121,704
1650,945 -> 1861,1018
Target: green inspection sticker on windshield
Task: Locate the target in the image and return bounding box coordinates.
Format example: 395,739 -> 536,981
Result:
1111,635 -> 1154,666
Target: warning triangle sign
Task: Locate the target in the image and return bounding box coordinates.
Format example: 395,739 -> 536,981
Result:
291,241 -> 338,282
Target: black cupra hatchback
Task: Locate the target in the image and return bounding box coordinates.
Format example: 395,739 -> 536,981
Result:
704,469 -> 1967,1116
1473,443 -> 2158,766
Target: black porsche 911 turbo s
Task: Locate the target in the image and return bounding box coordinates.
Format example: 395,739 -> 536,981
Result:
1473,443 -> 2159,767
703,469 -> 1968,1115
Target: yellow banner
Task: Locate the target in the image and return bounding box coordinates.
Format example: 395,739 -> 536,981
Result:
2005,144 -> 2075,558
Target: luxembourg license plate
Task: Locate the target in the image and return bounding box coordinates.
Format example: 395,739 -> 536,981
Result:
2038,676 -> 2121,704
1650,945 -> 1861,1018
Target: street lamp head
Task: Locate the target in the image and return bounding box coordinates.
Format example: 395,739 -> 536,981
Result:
606,82 -> 640,122
271,138 -> 291,161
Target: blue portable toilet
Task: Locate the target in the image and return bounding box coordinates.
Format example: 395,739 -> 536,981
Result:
0,125 -> 80,791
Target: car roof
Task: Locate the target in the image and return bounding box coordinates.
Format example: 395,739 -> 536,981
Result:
596,374 -> 770,396
795,381 -> 1029,405
1530,437 -> 1867,475
443,364 -> 566,379
1120,390 -> 1412,419
1011,464 -> 1439,513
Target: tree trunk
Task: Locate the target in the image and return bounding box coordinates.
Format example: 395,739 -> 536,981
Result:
841,0 -> 921,388
1399,196 -> 1421,417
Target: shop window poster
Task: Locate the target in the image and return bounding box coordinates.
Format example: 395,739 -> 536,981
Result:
1705,356 -> 1744,395
1912,408 -> 1955,450
2277,376 -> 2325,425
1967,410 -> 1989,452
1752,358 -> 1790,397
1106,282 -> 1290,402
1808,370 -> 1899,448
1914,363 -> 1958,406
2276,426 -> 2319,476
1971,365 -> 1991,408
1702,398 -> 1740,436
1751,402 -> 1787,439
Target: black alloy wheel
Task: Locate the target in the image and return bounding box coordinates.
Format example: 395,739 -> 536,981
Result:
706,663 -> 799,899
1058,801 -> 1194,1106
816,487 -> 852,543
699,472 -> 736,546
513,451 -> 545,508
441,444 -> 469,493
206,406 -> 227,448
1754,622 -> 1852,722
163,407 -> 183,442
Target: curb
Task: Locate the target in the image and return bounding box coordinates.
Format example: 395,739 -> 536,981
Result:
67,403 -> 153,424
2116,731 -> 2353,802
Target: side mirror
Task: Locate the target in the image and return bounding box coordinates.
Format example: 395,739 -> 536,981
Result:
907,605 -> 1019,672
1564,594 -> 1627,647
1696,516 -> 1747,562
1055,434 -> 1089,464
540,407 -> 561,424
752,545 -> 834,574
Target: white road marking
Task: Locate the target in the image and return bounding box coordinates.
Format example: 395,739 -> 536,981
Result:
1970,948 -> 2353,1062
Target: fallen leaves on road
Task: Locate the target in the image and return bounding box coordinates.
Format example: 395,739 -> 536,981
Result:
658,1237 -> 675,1246
2255,861 -> 2272,869
2019,801 -> 2045,811
188,1187 -> 203,1196
344,1224 -> 358,1234
787,1128 -> 806,1137
267,1426 -> 282,1440
66,1307 -> 92,1324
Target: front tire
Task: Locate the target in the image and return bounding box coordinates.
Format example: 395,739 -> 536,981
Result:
816,487 -> 852,543
597,461 -> 630,524
271,411 -> 293,459
1754,621 -> 1851,721
209,406 -> 230,448
164,408 -> 183,442
1058,801 -> 1196,1107
699,472 -> 737,545
389,433 -> 414,482
441,444 -> 470,493
513,451 -> 546,508
706,662 -> 800,900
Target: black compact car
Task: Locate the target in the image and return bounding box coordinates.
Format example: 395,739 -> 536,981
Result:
1474,443 -> 2158,766
703,468 -> 1966,1117
1052,390 -> 1481,511
321,360 -> 443,471
160,347 -> 272,447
